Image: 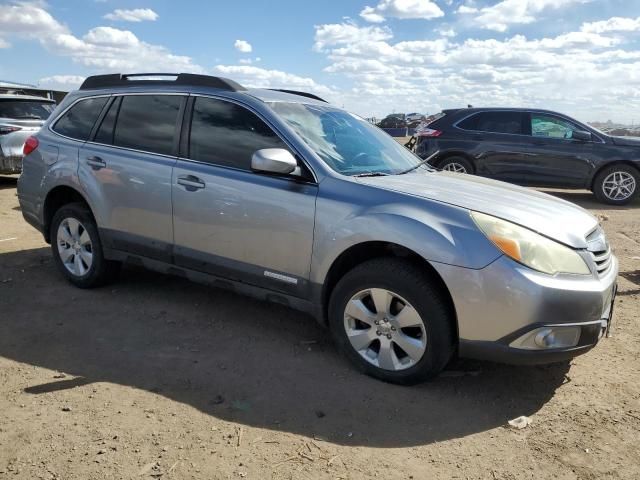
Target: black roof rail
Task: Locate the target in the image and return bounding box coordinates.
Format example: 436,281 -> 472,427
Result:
79,73 -> 247,92
268,89 -> 328,103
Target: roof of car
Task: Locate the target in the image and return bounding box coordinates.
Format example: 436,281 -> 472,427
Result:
444,107 -> 570,116
0,94 -> 56,102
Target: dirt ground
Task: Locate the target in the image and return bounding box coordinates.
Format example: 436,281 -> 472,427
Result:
0,175 -> 639,480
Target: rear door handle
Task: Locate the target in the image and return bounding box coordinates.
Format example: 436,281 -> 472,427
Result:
86,156 -> 106,170
177,175 -> 206,190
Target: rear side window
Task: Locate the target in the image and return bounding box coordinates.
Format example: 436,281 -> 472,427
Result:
53,97 -> 108,140
0,99 -> 55,120
188,97 -> 288,170
94,97 -> 121,145
113,95 -> 182,156
458,111 -> 524,135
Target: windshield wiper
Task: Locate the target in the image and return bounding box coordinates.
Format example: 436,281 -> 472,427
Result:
397,150 -> 440,175
352,171 -> 392,178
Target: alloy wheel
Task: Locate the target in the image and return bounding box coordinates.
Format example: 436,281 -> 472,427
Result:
442,162 -> 467,173
602,171 -> 636,201
343,288 -> 427,371
57,217 -> 93,277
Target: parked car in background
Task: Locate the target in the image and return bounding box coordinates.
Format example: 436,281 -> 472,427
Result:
416,107 -> 640,205
0,94 -> 56,174
18,74 -> 617,384
377,114 -> 407,129
406,112 -> 424,123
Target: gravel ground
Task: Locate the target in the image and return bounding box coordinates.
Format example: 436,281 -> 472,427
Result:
0,175 -> 639,479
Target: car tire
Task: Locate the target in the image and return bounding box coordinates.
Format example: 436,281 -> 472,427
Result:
328,258 -> 455,385
50,202 -> 120,288
593,164 -> 639,205
438,156 -> 474,174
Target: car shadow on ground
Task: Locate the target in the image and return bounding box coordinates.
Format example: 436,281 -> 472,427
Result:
0,176 -> 18,190
0,247 -> 570,448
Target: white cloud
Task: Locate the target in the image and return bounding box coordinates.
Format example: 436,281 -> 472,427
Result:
474,0 -> 590,32
314,18 -> 640,122
581,16 -> 640,34
313,22 -> 393,51
360,0 -> 444,22
0,38 -> 10,48
212,65 -> 335,98
0,3 -> 202,72
436,27 -> 456,37
456,5 -> 478,14
103,8 -> 158,22
234,39 -> 252,53
38,74 -> 86,90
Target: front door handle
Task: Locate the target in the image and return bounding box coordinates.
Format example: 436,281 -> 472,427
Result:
86,156 -> 106,170
177,175 -> 206,191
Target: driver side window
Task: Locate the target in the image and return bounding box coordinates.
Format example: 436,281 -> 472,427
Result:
531,114 -> 577,140
188,97 -> 290,171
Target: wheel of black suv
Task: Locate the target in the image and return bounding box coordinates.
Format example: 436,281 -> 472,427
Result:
438,156 -> 473,174
50,202 -> 120,288
593,164 -> 639,205
328,258 -> 455,385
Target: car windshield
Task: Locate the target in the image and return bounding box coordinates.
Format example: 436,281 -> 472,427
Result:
268,102 -> 426,176
0,99 -> 56,120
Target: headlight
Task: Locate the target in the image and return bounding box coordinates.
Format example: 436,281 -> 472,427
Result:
471,211 -> 590,275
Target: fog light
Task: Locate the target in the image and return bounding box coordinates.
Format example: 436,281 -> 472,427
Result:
510,326 -> 581,350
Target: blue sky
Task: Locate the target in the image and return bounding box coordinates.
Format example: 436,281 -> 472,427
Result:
1,0 -> 640,123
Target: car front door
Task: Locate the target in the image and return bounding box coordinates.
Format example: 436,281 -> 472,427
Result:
171,96 -> 318,298
78,94 -> 185,262
524,112 -> 596,187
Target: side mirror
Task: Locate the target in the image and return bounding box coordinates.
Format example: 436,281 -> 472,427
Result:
251,148 -> 297,175
572,130 -> 592,142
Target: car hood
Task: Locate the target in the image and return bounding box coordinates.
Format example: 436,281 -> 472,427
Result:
610,136 -> 640,147
356,171 -> 598,249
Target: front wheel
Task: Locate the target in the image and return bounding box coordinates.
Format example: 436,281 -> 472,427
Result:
50,202 -> 120,288
593,165 -> 639,205
328,258 -> 455,385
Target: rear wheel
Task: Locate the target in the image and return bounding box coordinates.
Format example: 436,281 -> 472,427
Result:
438,156 -> 473,174
50,203 -> 120,288
593,164 -> 639,205
328,258 -> 455,385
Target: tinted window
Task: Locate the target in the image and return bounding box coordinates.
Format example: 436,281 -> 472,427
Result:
94,97 -> 120,145
189,97 -> 288,170
113,95 -> 182,155
458,111 -> 524,135
53,97 -> 108,140
0,99 -> 55,120
531,114 -> 577,140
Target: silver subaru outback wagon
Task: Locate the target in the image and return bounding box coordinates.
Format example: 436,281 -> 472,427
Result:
17,73 -> 618,384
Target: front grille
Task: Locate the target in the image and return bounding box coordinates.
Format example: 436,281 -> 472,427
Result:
586,227 -> 612,276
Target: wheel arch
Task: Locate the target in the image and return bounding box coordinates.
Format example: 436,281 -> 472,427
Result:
43,185 -> 94,243
321,241 -> 458,340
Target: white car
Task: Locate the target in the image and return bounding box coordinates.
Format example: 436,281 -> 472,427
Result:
0,94 -> 56,174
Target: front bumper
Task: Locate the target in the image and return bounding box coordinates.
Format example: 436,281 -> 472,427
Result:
432,254 -> 618,365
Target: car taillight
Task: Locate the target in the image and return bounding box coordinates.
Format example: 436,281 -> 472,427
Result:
416,128 -> 442,137
0,125 -> 21,135
23,136 -> 39,156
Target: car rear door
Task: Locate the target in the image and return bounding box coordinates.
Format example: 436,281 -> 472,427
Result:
524,112 -> 596,187
78,94 -> 185,262
455,111 -> 533,183
171,95 -> 318,298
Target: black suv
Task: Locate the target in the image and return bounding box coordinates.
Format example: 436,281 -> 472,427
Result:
415,108 -> 640,205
